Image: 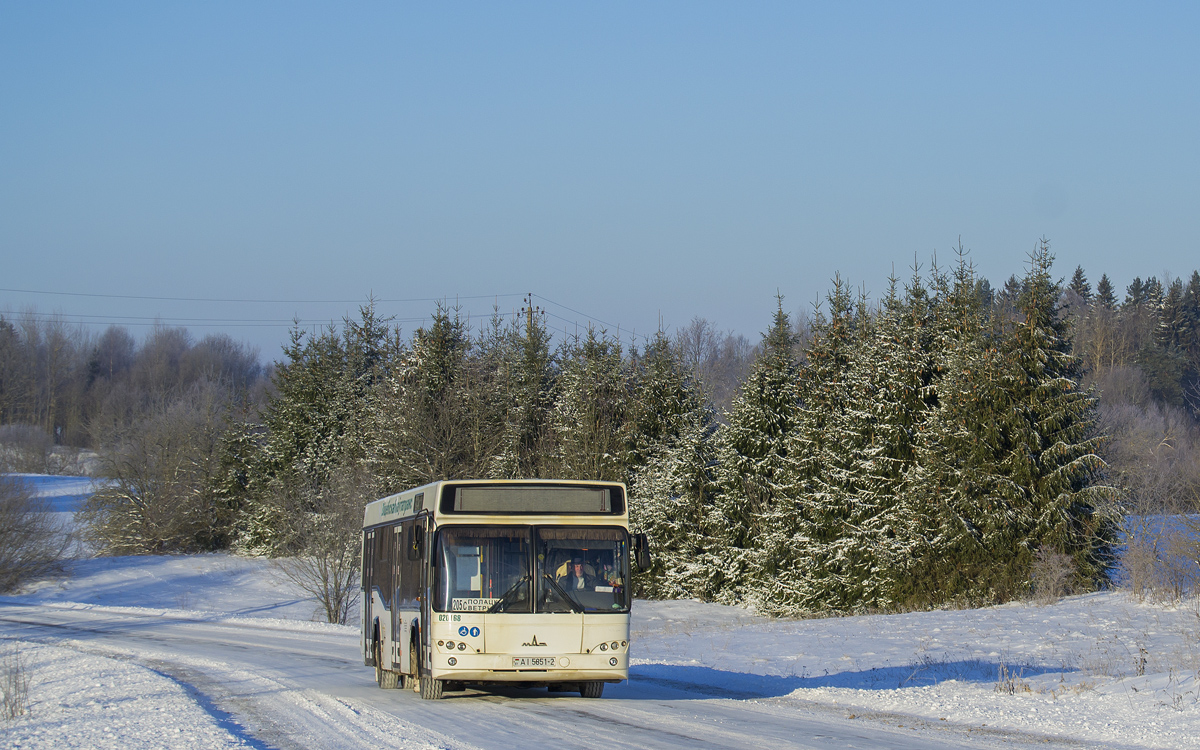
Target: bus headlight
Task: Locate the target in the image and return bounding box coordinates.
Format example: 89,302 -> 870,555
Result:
609,657 -> 618,666
610,642 -> 619,651
599,642 -> 608,651
448,657 -> 457,666
445,641 -> 455,650
457,642 -> 466,651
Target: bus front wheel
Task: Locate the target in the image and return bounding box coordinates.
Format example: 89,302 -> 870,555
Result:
419,674 -> 443,700
580,681 -> 604,699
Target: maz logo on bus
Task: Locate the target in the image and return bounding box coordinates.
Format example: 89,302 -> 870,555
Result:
521,635 -> 548,647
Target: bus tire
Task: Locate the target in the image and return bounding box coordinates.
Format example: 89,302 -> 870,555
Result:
419,674 -> 443,700
408,639 -> 420,692
374,641 -> 398,689
579,681 -> 604,699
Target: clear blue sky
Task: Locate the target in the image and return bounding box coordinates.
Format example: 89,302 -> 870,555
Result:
3,2 -> 1198,359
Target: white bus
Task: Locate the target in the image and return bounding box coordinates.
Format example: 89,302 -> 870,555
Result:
361,479 -> 650,700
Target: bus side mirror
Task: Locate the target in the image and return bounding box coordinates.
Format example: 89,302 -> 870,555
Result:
633,533 -> 651,570
406,525 -> 424,561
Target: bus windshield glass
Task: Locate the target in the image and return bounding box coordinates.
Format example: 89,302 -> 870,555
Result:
435,527 -> 530,613
433,526 -> 631,614
536,527 -> 630,614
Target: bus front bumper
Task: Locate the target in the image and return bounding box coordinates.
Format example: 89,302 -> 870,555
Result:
430,651 -> 628,683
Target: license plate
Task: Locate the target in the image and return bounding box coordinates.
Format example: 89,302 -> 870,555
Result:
512,656 -> 555,668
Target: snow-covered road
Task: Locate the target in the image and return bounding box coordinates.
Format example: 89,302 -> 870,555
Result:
1,598 -> 1019,750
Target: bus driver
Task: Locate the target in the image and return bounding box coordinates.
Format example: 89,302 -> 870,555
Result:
559,556 -> 600,591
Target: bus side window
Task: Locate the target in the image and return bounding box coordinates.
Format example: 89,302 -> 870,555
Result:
375,525 -> 393,608
363,531 -> 375,592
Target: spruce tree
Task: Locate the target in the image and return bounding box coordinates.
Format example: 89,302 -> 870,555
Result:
778,272 -> 937,614
904,243 -> 1115,605
777,279 -> 862,613
626,330 -> 720,599
1004,242 -> 1115,587
1140,277 -> 1188,408
1095,274 -> 1118,310
901,254 -> 1012,605
489,301 -> 558,478
711,297 -> 800,604
365,303 -> 472,492
224,303 -> 396,553
628,401 -> 720,600
1182,271 -> 1200,415
550,327 -> 628,481
1069,266 -> 1092,301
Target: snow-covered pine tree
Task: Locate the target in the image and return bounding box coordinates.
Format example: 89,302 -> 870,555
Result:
365,303 -> 473,493
831,271 -> 938,610
1183,271 -> 1200,412
455,310 -> 525,479
232,303 -> 396,554
903,243 -> 1115,605
488,302 -> 558,478
625,331 -> 720,599
898,253 -> 1005,606
627,407 -> 720,600
625,332 -> 706,466
1004,242 -> 1116,589
1139,277 -> 1188,408
712,297 -> 800,606
549,327 -> 627,482
775,274 -> 927,615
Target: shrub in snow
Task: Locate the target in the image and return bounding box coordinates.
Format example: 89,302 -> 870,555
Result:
0,475 -> 67,594
1,644 -> 31,721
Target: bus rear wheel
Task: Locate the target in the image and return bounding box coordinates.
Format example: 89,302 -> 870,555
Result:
374,641 -> 398,689
579,681 -> 604,699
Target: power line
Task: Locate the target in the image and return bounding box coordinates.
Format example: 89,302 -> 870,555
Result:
0,287 -> 525,305
532,294 -> 626,333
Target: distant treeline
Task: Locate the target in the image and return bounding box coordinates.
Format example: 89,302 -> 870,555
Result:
2,241 -> 1198,613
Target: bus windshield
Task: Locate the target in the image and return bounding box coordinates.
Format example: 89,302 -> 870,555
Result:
435,527 -> 530,613
537,527 -> 630,614
433,526 -> 631,614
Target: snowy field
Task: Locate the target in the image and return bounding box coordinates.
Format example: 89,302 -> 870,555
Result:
2,475 -> 1199,749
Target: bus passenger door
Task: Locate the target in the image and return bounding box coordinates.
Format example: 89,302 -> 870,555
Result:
391,526 -> 406,670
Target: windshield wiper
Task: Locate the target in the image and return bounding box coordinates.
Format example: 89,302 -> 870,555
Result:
542,574 -> 584,614
488,574 -> 530,613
